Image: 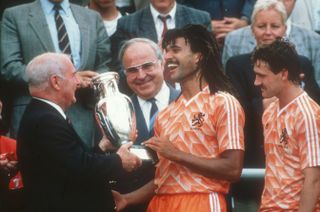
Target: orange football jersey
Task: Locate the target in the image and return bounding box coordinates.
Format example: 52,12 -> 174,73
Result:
260,92 -> 320,211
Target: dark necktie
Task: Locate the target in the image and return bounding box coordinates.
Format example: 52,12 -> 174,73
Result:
54,4 -> 72,56
158,15 -> 169,38
148,98 -> 158,132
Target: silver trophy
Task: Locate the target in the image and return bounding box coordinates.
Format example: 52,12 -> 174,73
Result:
92,72 -> 157,163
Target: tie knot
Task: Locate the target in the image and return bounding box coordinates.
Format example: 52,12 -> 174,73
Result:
158,15 -> 169,23
53,3 -> 62,11
147,97 -> 157,104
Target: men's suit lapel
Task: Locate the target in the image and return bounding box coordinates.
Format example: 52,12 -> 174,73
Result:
71,5 -> 89,70
175,4 -> 185,28
139,7 -> 158,42
28,1 -> 55,52
168,84 -> 180,103
131,96 -> 149,145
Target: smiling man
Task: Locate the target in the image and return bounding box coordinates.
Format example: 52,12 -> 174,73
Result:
114,38 -> 179,212
18,53 -> 141,212
252,39 -> 320,211
112,25 -> 245,212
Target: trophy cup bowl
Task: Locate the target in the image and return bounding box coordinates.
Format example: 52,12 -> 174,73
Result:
92,72 -> 158,163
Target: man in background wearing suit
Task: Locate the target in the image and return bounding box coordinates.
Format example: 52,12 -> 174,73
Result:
111,0 -> 211,94
112,38 -> 179,212
18,53 -> 141,212
1,0 -> 111,147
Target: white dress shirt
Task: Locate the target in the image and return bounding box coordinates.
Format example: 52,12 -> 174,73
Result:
137,82 -> 170,129
150,2 -> 177,42
40,0 -> 81,70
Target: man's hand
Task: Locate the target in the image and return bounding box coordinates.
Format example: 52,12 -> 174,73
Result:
0,153 -> 18,176
212,17 -> 248,44
75,70 -> 98,88
144,136 -> 179,161
116,142 -> 142,172
98,136 -> 117,152
112,190 -> 128,211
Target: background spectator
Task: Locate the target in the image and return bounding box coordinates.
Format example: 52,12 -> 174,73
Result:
177,0 -> 256,47
222,0 -> 320,87
111,0 -> 211,94
1,0 -> 112,147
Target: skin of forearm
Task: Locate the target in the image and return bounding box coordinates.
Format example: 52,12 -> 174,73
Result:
298,169 -> 320,212
171,150 -> 244,182
125,180 -> 156,206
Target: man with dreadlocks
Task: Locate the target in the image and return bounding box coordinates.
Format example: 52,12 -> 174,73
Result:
112,24 -> 245,212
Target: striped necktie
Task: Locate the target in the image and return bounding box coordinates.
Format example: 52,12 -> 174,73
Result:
148,98 -> 158,132
158,15 -> 170,38
54,4 -> 72,56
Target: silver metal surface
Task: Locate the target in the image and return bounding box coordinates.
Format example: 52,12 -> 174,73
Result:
240,168 -> 265,179
92,72 -> 137,148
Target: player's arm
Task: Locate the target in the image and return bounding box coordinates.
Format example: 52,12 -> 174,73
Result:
298,167 -> 320,212
112,180 -> 156,210
145,137 -> 243,182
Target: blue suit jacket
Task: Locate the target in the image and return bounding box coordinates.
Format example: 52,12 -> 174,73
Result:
177,0 -> 255,20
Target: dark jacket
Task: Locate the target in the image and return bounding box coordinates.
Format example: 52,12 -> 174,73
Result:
17,99 -> 123,212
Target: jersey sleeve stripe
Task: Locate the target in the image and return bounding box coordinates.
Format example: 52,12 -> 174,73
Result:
297,96 -> 320,166
224,94 -> 241,149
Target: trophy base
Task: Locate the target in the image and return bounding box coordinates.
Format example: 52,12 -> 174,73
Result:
129,145 -> 158,164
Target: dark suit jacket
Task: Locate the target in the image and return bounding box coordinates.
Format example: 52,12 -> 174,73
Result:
17,99 -> 123,212
111,85 -> 179,212
177,0 -> 255,20
225,53 -> 320,199
110,3 -> 211,72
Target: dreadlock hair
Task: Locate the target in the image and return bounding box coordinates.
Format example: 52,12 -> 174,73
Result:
252,38 -> 300,84
162,24 -> 236,95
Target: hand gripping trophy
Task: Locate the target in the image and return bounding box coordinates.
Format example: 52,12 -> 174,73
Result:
92,72 -> 158,163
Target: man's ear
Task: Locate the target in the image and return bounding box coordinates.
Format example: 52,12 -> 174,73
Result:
195,53 -> 202,64
281,69 -> 289,80
50,75 -> 61,90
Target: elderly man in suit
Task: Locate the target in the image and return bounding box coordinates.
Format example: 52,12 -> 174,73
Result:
222,0 -> 320,87
1,0 -> 111,147
112,37 -> 179,212
110,0 -> 211,94
18,52 -> 141,212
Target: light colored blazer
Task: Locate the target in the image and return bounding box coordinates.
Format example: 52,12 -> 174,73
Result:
0,0 -> 111,145
290,0 -> 313,31
222,25 -> 320,87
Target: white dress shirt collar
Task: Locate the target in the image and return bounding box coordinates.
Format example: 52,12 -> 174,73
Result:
137,82 -> 170,128
33,97 -> 67,120
150,2 -> 177,41
40,0 -> 70,15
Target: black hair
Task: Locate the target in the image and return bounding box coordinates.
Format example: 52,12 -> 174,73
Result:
162,24 -> 236,95
251,38 -> 300,83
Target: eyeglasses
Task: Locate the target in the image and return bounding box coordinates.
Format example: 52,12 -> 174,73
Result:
125,60 -> 158,75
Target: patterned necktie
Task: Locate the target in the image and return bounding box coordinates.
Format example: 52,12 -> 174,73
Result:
158,15 -> 169,38
148,98 -> 158,132
54,4 -> 72,56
